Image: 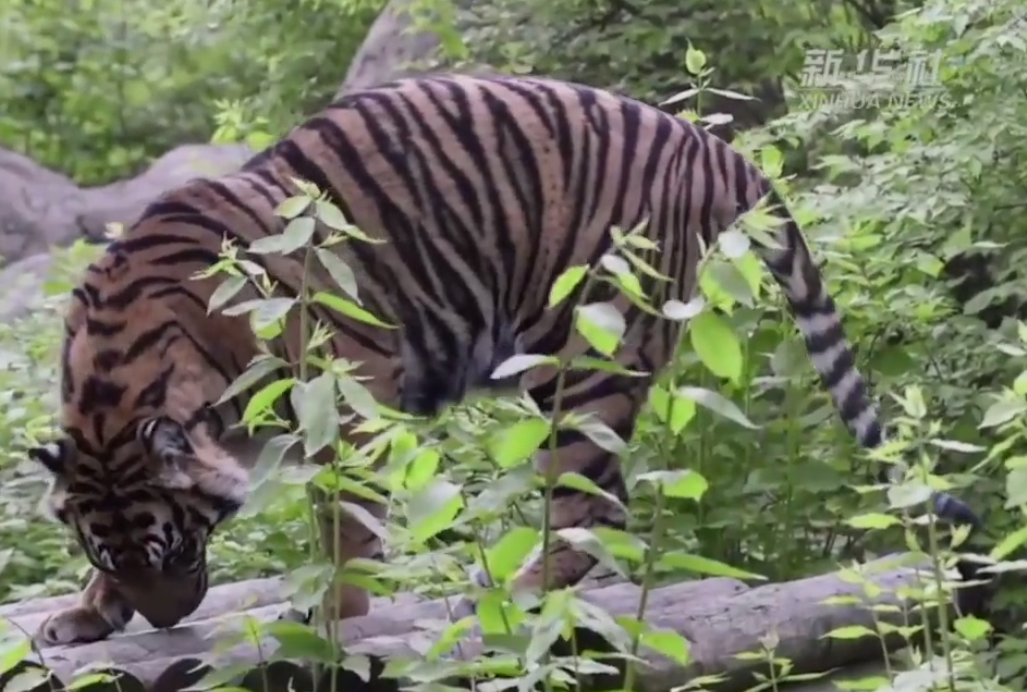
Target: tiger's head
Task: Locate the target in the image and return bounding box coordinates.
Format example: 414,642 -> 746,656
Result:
29,414 -> 250,629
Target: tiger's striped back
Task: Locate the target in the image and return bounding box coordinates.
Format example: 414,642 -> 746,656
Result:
29,73 -> 987,646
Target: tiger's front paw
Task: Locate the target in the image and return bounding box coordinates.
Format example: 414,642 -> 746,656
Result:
37,601 -> 132,646
277,607 -> 314,624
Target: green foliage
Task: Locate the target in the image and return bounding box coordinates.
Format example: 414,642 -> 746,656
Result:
0,0 -> 382,184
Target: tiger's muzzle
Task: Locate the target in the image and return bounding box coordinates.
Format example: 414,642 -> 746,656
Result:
111,565 -> 207,629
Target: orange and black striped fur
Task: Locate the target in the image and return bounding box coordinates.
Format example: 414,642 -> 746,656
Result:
30,73 -> 985,645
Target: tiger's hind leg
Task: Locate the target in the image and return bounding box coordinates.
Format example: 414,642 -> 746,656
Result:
310,480 -> 389,620
37,570 -> 135,645
280,353 -> 399,627
451,364 -> 648,620
278,462 -> 390,627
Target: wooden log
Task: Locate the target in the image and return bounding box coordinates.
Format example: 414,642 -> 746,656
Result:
0,144 -> 252,268
0,554 -> 942,692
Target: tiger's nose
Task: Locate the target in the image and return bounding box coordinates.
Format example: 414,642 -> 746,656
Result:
113,554 -> 150,573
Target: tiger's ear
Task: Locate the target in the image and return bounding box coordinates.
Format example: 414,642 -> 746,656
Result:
138,416 -> 249,508
28,439 -> 74,478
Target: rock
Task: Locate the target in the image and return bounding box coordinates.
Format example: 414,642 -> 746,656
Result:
339,0 -> 494,94
338,0 -> 782,136
0,143 -> 255,266
0,253 -> 61,322
74,143 -> 255,242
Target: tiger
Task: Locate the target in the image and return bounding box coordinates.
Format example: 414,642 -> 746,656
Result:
29,73 -> 988,646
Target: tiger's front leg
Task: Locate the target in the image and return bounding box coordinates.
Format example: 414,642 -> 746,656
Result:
451,368 -> 644,620
37,570 -> 135,645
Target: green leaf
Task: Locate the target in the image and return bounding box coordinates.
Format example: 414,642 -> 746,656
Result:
991,523 -> 1027,561
248,234 -> 288,255
208,274 -> 248,314
705,87 -> 756,101
315,248 -> 360,303
770,338 -> 806,378
487,418 -> 551,467
845,513 -> 901,530
637,469 -> 708,500
556,527 -> 622,574
648,385 -> 697,434
336,375 -> 379,422
899,385 -> 927,420
569,356 -> 649,377
590,528 -> 646,563
600,254 -> 631,277
548,265 -> 588,307
186,663 -> 255,691
822,625 -> 877,640
483,526 -> 540,581
556,472 -> 626,508
401,449 -> 441,491
313,292 -> 395,329
278,217 -> 317,255
953,615 -> 992,641
424,619 -> 476,660
294,373 -> 339,457
640,629 -> 690,666
265,620 -> 336,662
407,479 -> 464,541
1005,467 -> 1027,508
492,354 -> 558,380
886,481 -> 932,510
759,146 -> 784,179
569,417 -> 628,455
979,397 -> 1026,429
718,230 -> 750,259
526,592 -> 572,663
316,200 -> 350,231
275,195 -> 312,219
5,669 -> 56,692
0,638 -> 31,675
684,45 -> 707,75
341,655 -> 372,683
690,311 -> 743,383
242,378 -> 296,424
339,500 -> 390,541
610,270 -> 645,301
247,433 -> 301,488
248,298 -> 296,332
661,297 -> 704,321
677,386 -> 758,429
656,551 -> 766,580
575,302 -> 625,356
1014,371 -> 1027,396
218,354 -> 289,406
63,673 -> 123,691
928,439 -> 985,454
702,258 -> 756,307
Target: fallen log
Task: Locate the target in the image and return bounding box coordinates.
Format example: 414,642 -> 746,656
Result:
0,554 -> 941,692
0,143 -> 253,267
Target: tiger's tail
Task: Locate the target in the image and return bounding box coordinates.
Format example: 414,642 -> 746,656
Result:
753,187 -> 982,531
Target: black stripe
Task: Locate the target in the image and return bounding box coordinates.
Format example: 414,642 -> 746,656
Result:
104,276 -> 178,310
206,180 -> 280,239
